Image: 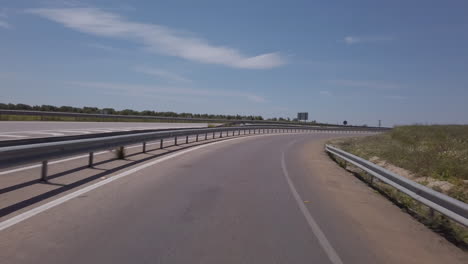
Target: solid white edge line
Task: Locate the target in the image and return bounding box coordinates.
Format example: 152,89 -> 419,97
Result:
0,135 -> 29,138
281,151 -> 344,264
0,134 -> 270,231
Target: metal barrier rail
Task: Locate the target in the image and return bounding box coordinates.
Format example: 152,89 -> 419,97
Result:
325,145 -> 468,227
0,127 -> 206,148
0,126 -> 374,181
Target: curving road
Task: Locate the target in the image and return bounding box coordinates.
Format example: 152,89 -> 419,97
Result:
0,134 -> 466,263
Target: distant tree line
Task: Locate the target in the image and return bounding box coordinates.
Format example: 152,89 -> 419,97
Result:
0,102 -> 275,121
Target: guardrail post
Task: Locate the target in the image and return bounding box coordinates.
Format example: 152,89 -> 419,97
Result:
186,135 -> 189,144
88,152 -> 94,167
160,139 -> 164,149
244,130 -> 246,135
238,129 -> 240,136
249,129 -> 251,134
196,134 -> 199,142
205,133 -> 208,140
220,131 -> 223,138
142,142 -> 146,153
213,132 -> 215,139
175,136 -> 178,146
41,160 -> 48,182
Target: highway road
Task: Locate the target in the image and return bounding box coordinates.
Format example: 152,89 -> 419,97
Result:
0,133 -> 466,263
0,121 -> 210,140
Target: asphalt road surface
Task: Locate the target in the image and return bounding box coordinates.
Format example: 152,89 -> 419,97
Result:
0,121 -> 210,140
0,133 -> 465,263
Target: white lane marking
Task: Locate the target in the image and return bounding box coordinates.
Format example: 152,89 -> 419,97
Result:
101,128 -> 131,131
83,129 -> 114,133
20,132 -> 65,136
281,151 -> 344,264
0,134 -> 29,138
0,136 -> 197,175
0,125 -> 205,136
55,130 -> 92,134
0,135 -> 261,231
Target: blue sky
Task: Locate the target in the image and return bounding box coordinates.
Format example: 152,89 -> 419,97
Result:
1,1 -> 468,126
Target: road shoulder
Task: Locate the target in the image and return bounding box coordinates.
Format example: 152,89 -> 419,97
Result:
294,137 -> 467,264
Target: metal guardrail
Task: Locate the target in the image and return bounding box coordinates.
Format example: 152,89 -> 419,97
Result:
325,145 -> 468,227
0,109 -> 390,130
0,127 -> 207,148
0,125 -> 377,182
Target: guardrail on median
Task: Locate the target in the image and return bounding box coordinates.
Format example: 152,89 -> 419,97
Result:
325,145 -> 468,227
0,126 -> 379,182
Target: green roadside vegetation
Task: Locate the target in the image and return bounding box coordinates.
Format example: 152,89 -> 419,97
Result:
0,102 -> 339,125
0,103 -> 269,122
328,125 -> 468,249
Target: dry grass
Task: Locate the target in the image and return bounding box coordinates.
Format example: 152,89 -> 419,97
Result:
328,125 -> 468,248
333,125 -> 468,202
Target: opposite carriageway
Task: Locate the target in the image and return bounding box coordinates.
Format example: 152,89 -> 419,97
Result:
0,125 -> 382,182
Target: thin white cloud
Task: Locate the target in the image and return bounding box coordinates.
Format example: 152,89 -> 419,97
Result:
85,42 -> 121,52
328,80 -> 401,90
70,81 -> 267,103
319,90 -> 332,96
27,8 -> 285,69
343,35 -> 393,45
0,21 -> 10,29
133,66 -> 191,83
0,9 -> 11,29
